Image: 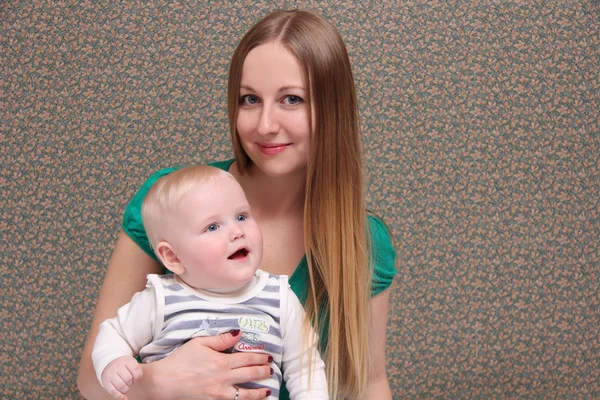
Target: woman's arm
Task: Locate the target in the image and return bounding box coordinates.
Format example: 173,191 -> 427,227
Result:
366,289 -> 393,400
77,231 -> 273,400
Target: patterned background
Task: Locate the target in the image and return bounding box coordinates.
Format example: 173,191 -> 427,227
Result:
1,0 -> 598,398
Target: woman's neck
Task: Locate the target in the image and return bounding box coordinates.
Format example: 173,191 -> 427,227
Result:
232,162 -> 306,218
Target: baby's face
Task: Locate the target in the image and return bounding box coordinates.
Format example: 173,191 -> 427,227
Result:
169,176 -> 263,290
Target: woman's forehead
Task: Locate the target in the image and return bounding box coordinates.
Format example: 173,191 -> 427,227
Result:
240,42 -> 305,90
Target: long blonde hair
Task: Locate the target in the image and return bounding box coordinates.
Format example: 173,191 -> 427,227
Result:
228,10 -> 371,398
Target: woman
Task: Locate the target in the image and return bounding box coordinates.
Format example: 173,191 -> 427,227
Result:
77,9 -> 396,400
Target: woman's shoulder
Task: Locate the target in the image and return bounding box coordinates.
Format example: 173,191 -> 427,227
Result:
367,213 -> 397,295
367,214 -> 394,249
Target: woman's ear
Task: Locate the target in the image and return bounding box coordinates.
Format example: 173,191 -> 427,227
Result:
155,241 -> 185,275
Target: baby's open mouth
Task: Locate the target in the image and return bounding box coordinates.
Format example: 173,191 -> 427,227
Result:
228,248 -> 249,260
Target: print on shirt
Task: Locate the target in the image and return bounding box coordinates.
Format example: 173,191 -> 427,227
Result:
238,316 -> 270,351
192,317 -> 221,336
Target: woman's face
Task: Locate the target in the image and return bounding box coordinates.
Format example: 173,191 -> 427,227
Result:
236,41 -> 311,178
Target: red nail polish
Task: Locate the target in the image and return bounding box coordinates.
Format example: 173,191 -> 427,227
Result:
270,367 -> 273,375
266,390 -> 272,396
268,356 -> 273,363
230,329 -> 240,336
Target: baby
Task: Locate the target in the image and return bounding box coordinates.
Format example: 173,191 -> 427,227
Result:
92,165 -> 328,399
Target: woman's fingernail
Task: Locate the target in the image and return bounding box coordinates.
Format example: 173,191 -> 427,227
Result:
268,356 -> 273,363
266,389 -> 272,396
230,329 -> 241,336
270,367 -> 273,375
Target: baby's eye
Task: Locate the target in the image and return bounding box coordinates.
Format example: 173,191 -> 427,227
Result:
206,224 -> 219,232
283,95 -> 302,105
236,214 -> 247,222
240,94 -> 259,105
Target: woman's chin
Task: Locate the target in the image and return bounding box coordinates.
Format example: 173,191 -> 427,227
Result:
247,158 -> 307,180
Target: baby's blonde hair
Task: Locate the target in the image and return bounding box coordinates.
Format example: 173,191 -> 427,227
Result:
141,165 -> 236,252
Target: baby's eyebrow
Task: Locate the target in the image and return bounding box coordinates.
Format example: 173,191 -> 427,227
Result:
199,213 -> 220,223
235,204 -> 251,213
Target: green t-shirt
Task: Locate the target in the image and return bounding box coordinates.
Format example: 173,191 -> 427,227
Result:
122,159 -> 397,399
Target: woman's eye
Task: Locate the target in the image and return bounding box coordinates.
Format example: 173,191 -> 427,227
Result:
207,224 -> 218,232
284,95 -> 302,105
236,214 -> 247,222
240,95 -> 259,105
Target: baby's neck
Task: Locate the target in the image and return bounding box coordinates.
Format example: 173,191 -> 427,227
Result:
198,274 -> 258,297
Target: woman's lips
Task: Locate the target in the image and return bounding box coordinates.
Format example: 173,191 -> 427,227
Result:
257,143 -> 290,155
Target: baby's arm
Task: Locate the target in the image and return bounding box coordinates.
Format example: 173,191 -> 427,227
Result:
92,285 -> 158,399
281,286 -> 329,399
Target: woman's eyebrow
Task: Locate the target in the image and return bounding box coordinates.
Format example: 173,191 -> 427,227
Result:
278,85 -> 305,92
239,84 -> 305,92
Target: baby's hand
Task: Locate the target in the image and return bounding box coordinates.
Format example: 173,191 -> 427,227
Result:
100,356 -> 143,400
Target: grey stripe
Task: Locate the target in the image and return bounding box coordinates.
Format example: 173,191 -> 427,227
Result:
163,283 -> 184,291
241,296 -> 280,309
151,337 -> 189,348
162,317 -> 240,333
164,307 -> 275,322
261,284 -> 280,293
164,294 -> 203,305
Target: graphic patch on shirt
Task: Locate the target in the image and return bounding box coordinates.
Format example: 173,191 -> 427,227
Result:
238,316 -> 270,333
237,316 -> 271,352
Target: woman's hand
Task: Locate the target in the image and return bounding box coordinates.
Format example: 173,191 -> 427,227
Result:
138,331 -> 273,400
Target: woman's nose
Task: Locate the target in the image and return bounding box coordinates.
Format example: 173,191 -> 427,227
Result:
257,104 -> 279,135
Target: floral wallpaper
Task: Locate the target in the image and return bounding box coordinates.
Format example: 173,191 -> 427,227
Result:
1,0 -> 598,397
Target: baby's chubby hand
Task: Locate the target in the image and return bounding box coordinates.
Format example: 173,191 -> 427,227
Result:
101,356 -> 143,400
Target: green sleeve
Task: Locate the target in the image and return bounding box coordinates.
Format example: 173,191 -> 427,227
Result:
368,214 -> 397,296
121,159 -> 235,260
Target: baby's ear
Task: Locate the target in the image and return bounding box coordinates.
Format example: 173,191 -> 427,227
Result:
155,242 -> 185,274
